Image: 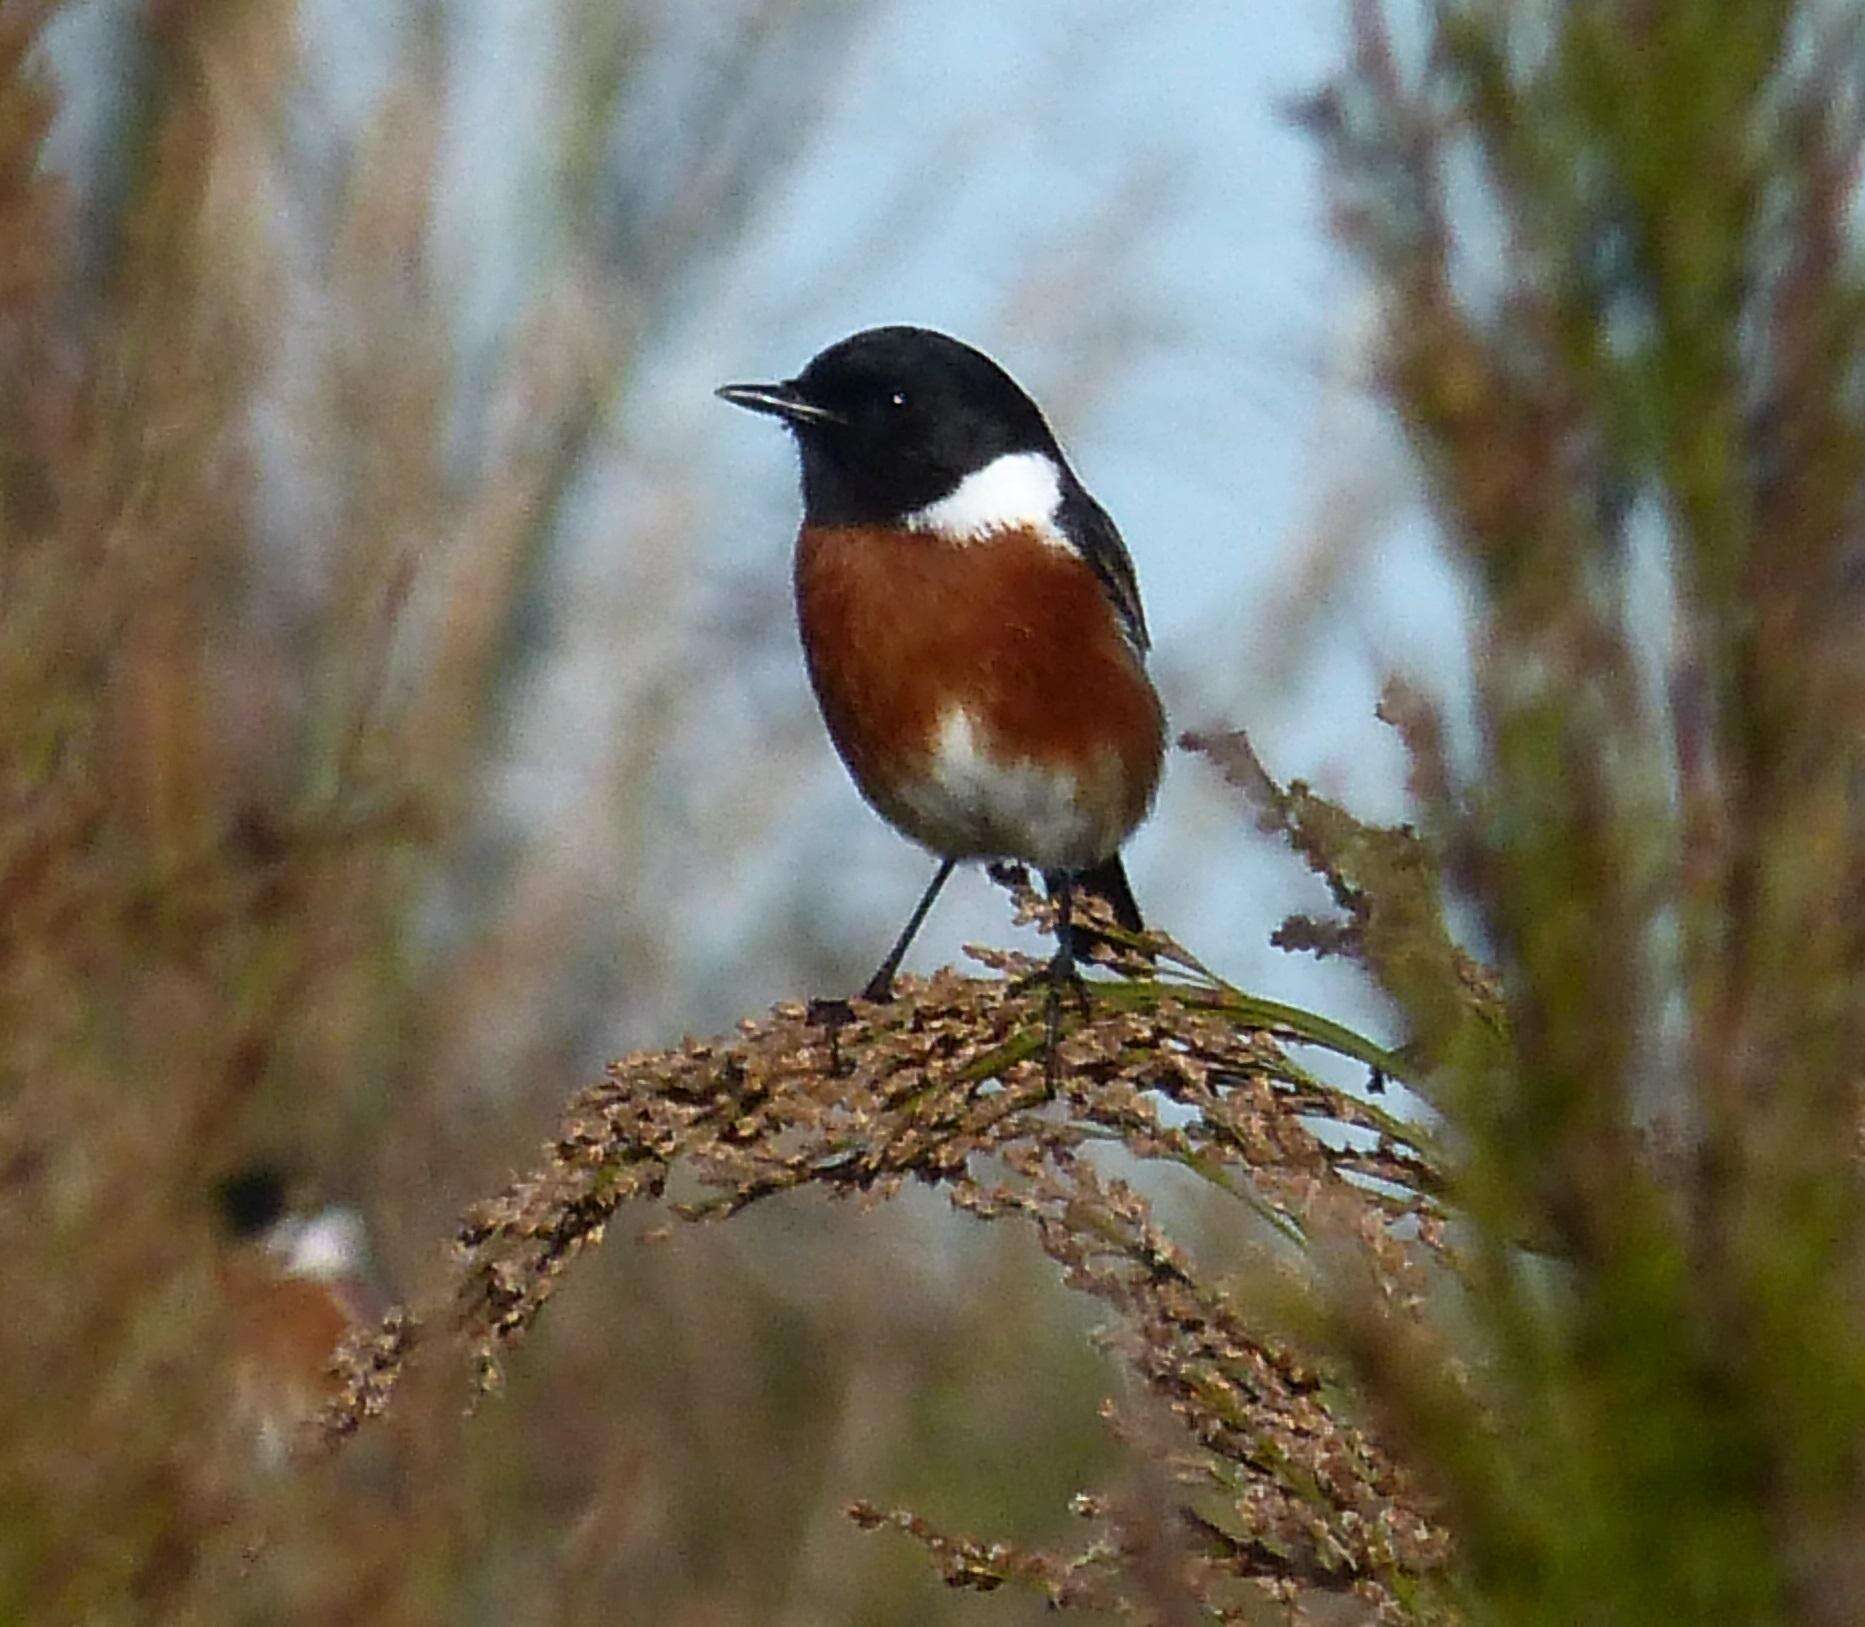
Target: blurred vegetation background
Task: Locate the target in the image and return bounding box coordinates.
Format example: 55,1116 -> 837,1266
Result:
9,0 -> 1865,1623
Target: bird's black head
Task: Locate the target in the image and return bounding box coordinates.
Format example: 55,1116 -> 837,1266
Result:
215,1164 -> 290,1241
717,325 -> 1063,525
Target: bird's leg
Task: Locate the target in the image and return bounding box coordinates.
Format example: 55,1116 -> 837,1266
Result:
811,855 -> 957,1042
1044,873 -> 1083,1092
860,856 -> 957,1003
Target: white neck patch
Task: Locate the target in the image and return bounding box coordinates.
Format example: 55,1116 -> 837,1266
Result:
903,451 -> 1068,546
268,1209 -> 366,1282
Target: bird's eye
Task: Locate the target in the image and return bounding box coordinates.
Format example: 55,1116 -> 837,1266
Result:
889,390 -> 908,409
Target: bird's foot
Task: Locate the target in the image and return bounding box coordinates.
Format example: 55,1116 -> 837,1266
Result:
806,996 -> 857,1028
1008,962 -> 1090,1015
1019,954 -> 1089,1095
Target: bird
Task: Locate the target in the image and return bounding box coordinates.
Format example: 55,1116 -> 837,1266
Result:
717,325 -> 1165,1076
212,1166 -> 383,1466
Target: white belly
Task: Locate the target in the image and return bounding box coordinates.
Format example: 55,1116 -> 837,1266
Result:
884,708 -> 1119,873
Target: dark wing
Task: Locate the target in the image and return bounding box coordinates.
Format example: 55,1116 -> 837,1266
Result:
1058,482 -> 1149,656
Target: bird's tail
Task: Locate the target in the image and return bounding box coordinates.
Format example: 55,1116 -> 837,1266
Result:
1073,854 -> 1144,935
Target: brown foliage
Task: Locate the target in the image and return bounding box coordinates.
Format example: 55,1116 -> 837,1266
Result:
321,876 -> 1451,1621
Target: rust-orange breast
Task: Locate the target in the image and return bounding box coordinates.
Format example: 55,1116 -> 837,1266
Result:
794,522 -> 1164,870
217,1256 -> 360,1456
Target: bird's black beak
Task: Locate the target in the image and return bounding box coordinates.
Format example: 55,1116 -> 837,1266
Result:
715,380 -> 846,428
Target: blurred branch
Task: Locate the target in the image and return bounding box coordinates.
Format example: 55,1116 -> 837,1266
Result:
1287,4 -> 1865,1622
